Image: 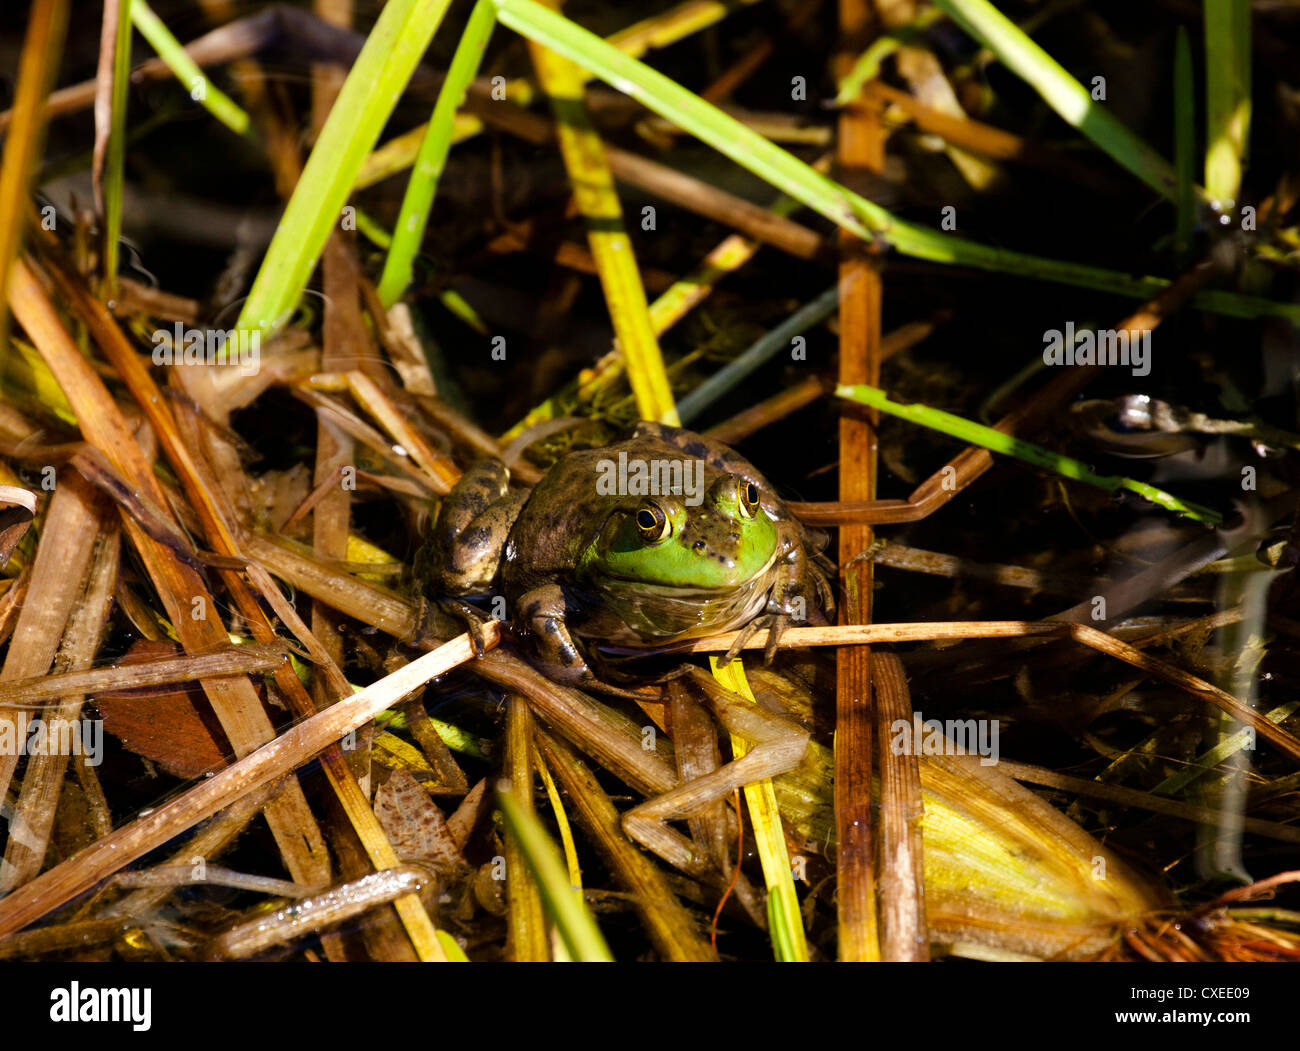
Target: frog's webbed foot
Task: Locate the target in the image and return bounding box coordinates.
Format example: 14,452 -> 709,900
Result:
581,677 -> 671,702
517,587 -> 678,700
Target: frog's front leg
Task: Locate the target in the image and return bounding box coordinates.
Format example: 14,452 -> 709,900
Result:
515,582 -> 597,688
756,552 -> 835,661
717,550 -> 834,665
516,584 -> 685,699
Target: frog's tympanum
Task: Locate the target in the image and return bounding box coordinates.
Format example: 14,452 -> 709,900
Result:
428,422 -> 833,690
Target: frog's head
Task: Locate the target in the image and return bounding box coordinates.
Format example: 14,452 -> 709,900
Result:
583,475 -> 779,590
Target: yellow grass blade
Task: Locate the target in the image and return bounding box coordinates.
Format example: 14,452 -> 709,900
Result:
710,656 -> 808,961
528,14 -> 677,424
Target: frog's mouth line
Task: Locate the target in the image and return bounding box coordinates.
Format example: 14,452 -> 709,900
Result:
588,549 -> 779,595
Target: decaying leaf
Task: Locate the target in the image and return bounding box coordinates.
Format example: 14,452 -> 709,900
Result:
0,485 -> 36,569
374,769 -> 467,873
95,640 -> 232,778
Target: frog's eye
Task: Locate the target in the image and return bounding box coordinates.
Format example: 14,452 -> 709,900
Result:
636,502 -> 670,543
739,482 -> 760,519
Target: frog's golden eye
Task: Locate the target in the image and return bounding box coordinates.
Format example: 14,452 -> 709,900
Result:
636,502 -> 670,542
739,482 -> 760,518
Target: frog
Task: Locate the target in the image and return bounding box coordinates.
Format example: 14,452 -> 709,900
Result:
426,421 -> 834,693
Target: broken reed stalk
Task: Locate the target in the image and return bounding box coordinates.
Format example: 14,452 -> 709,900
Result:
0,642 -> 288,709
0,630 -> 491,939
504,697 -> 549,961
204,865 -> 433,960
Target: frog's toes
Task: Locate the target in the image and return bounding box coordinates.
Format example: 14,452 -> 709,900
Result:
722,618 -> 764,664
762,613 -> 791,664
808,559 -> 836,621
437,598 -> 498,657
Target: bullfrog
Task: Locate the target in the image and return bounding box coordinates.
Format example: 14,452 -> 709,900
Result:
427,422 -> 834,692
